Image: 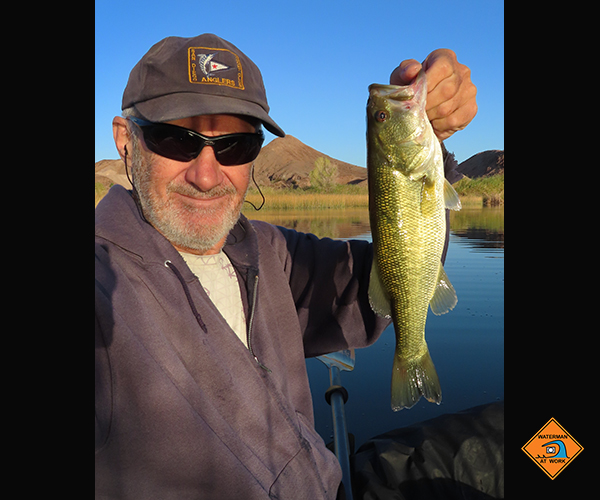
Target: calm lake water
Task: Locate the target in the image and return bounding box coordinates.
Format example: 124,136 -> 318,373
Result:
246,206 -> 504,449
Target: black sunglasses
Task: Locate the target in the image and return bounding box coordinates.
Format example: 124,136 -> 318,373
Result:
127,116 -> 264,166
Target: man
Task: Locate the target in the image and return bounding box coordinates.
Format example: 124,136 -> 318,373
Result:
95,33 -> 477,499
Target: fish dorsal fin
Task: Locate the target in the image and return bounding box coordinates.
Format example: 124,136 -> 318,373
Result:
368,258 -> 392,318
430,264 -> 458,315
444,178 -> 462,211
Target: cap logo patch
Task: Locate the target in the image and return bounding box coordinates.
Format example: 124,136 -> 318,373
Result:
188,47 -> 244,90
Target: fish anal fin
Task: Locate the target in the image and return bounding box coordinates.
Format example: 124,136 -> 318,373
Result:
430,264 -> 458,315
368,258 -> 392,318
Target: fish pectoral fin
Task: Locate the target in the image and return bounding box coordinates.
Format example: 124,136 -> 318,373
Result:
368,258 -> 392,318
430,264 -> 458,315
444,178 -> 462,211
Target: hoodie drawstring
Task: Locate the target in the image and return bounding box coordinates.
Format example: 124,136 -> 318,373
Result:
164,260 -> 208,334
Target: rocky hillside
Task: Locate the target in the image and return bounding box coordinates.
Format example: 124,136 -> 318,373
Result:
456,150 -> 504,178
253,135 -> 367,188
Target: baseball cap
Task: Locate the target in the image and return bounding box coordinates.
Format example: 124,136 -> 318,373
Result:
122,33 -> 285,137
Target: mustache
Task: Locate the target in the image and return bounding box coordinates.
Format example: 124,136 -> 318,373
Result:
167,181 -> 237,199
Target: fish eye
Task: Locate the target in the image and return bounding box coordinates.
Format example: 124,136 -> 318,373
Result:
375,110 -> 388,122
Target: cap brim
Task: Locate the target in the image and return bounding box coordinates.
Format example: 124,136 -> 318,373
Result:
132,93 -> 285,137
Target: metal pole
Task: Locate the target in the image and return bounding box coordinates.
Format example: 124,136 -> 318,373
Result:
328,366 -> 353,500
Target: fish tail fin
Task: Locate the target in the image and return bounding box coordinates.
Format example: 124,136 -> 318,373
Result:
391,348 -> 442,411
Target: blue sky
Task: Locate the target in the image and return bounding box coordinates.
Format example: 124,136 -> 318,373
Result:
96,0 -> 503,166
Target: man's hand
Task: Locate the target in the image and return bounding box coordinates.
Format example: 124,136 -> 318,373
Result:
389,49 -> 477,141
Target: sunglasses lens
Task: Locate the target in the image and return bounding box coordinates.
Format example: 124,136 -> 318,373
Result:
143,127 -> 199,162
136,119 -> 264,165
215,135 -> 263,166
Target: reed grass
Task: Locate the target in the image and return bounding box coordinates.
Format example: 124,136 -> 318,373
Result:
243,185 -> 369,212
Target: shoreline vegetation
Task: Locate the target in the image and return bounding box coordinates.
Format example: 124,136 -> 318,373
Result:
453,173 -> 504,207
243,184 -> 368,212
96,173 -> 503,210
242,173 -> 503,213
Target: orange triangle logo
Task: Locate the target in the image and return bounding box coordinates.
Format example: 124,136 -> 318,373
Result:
522,418 -> 583,479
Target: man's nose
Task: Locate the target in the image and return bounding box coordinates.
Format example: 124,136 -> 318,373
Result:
184,146 -> 224,192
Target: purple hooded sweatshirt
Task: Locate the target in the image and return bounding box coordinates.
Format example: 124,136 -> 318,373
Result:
95,185 -> 391,499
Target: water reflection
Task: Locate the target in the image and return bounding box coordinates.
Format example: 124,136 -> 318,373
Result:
450,208 -> 504,252
245,208 -> 371,240
247,206 -> 504,448
246,206 -> 504,245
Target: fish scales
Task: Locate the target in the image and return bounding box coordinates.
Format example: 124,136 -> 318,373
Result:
367,70 -> 460,411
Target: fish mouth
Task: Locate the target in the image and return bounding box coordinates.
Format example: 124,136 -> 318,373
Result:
368,84 -> 415,101
368,70 -> 427,104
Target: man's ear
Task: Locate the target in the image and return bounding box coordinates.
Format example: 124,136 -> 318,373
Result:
112,116 -> 129,161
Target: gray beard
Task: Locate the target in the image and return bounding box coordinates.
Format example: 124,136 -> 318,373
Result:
131,145 -> 246,254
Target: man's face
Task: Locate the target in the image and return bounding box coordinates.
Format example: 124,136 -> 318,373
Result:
129,114 -> 255,255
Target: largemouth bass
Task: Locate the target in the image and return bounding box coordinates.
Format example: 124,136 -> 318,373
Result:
367,70 -> 461,411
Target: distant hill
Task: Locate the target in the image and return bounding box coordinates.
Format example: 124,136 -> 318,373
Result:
457,150 -> 504,178
253,135 -> 367,188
